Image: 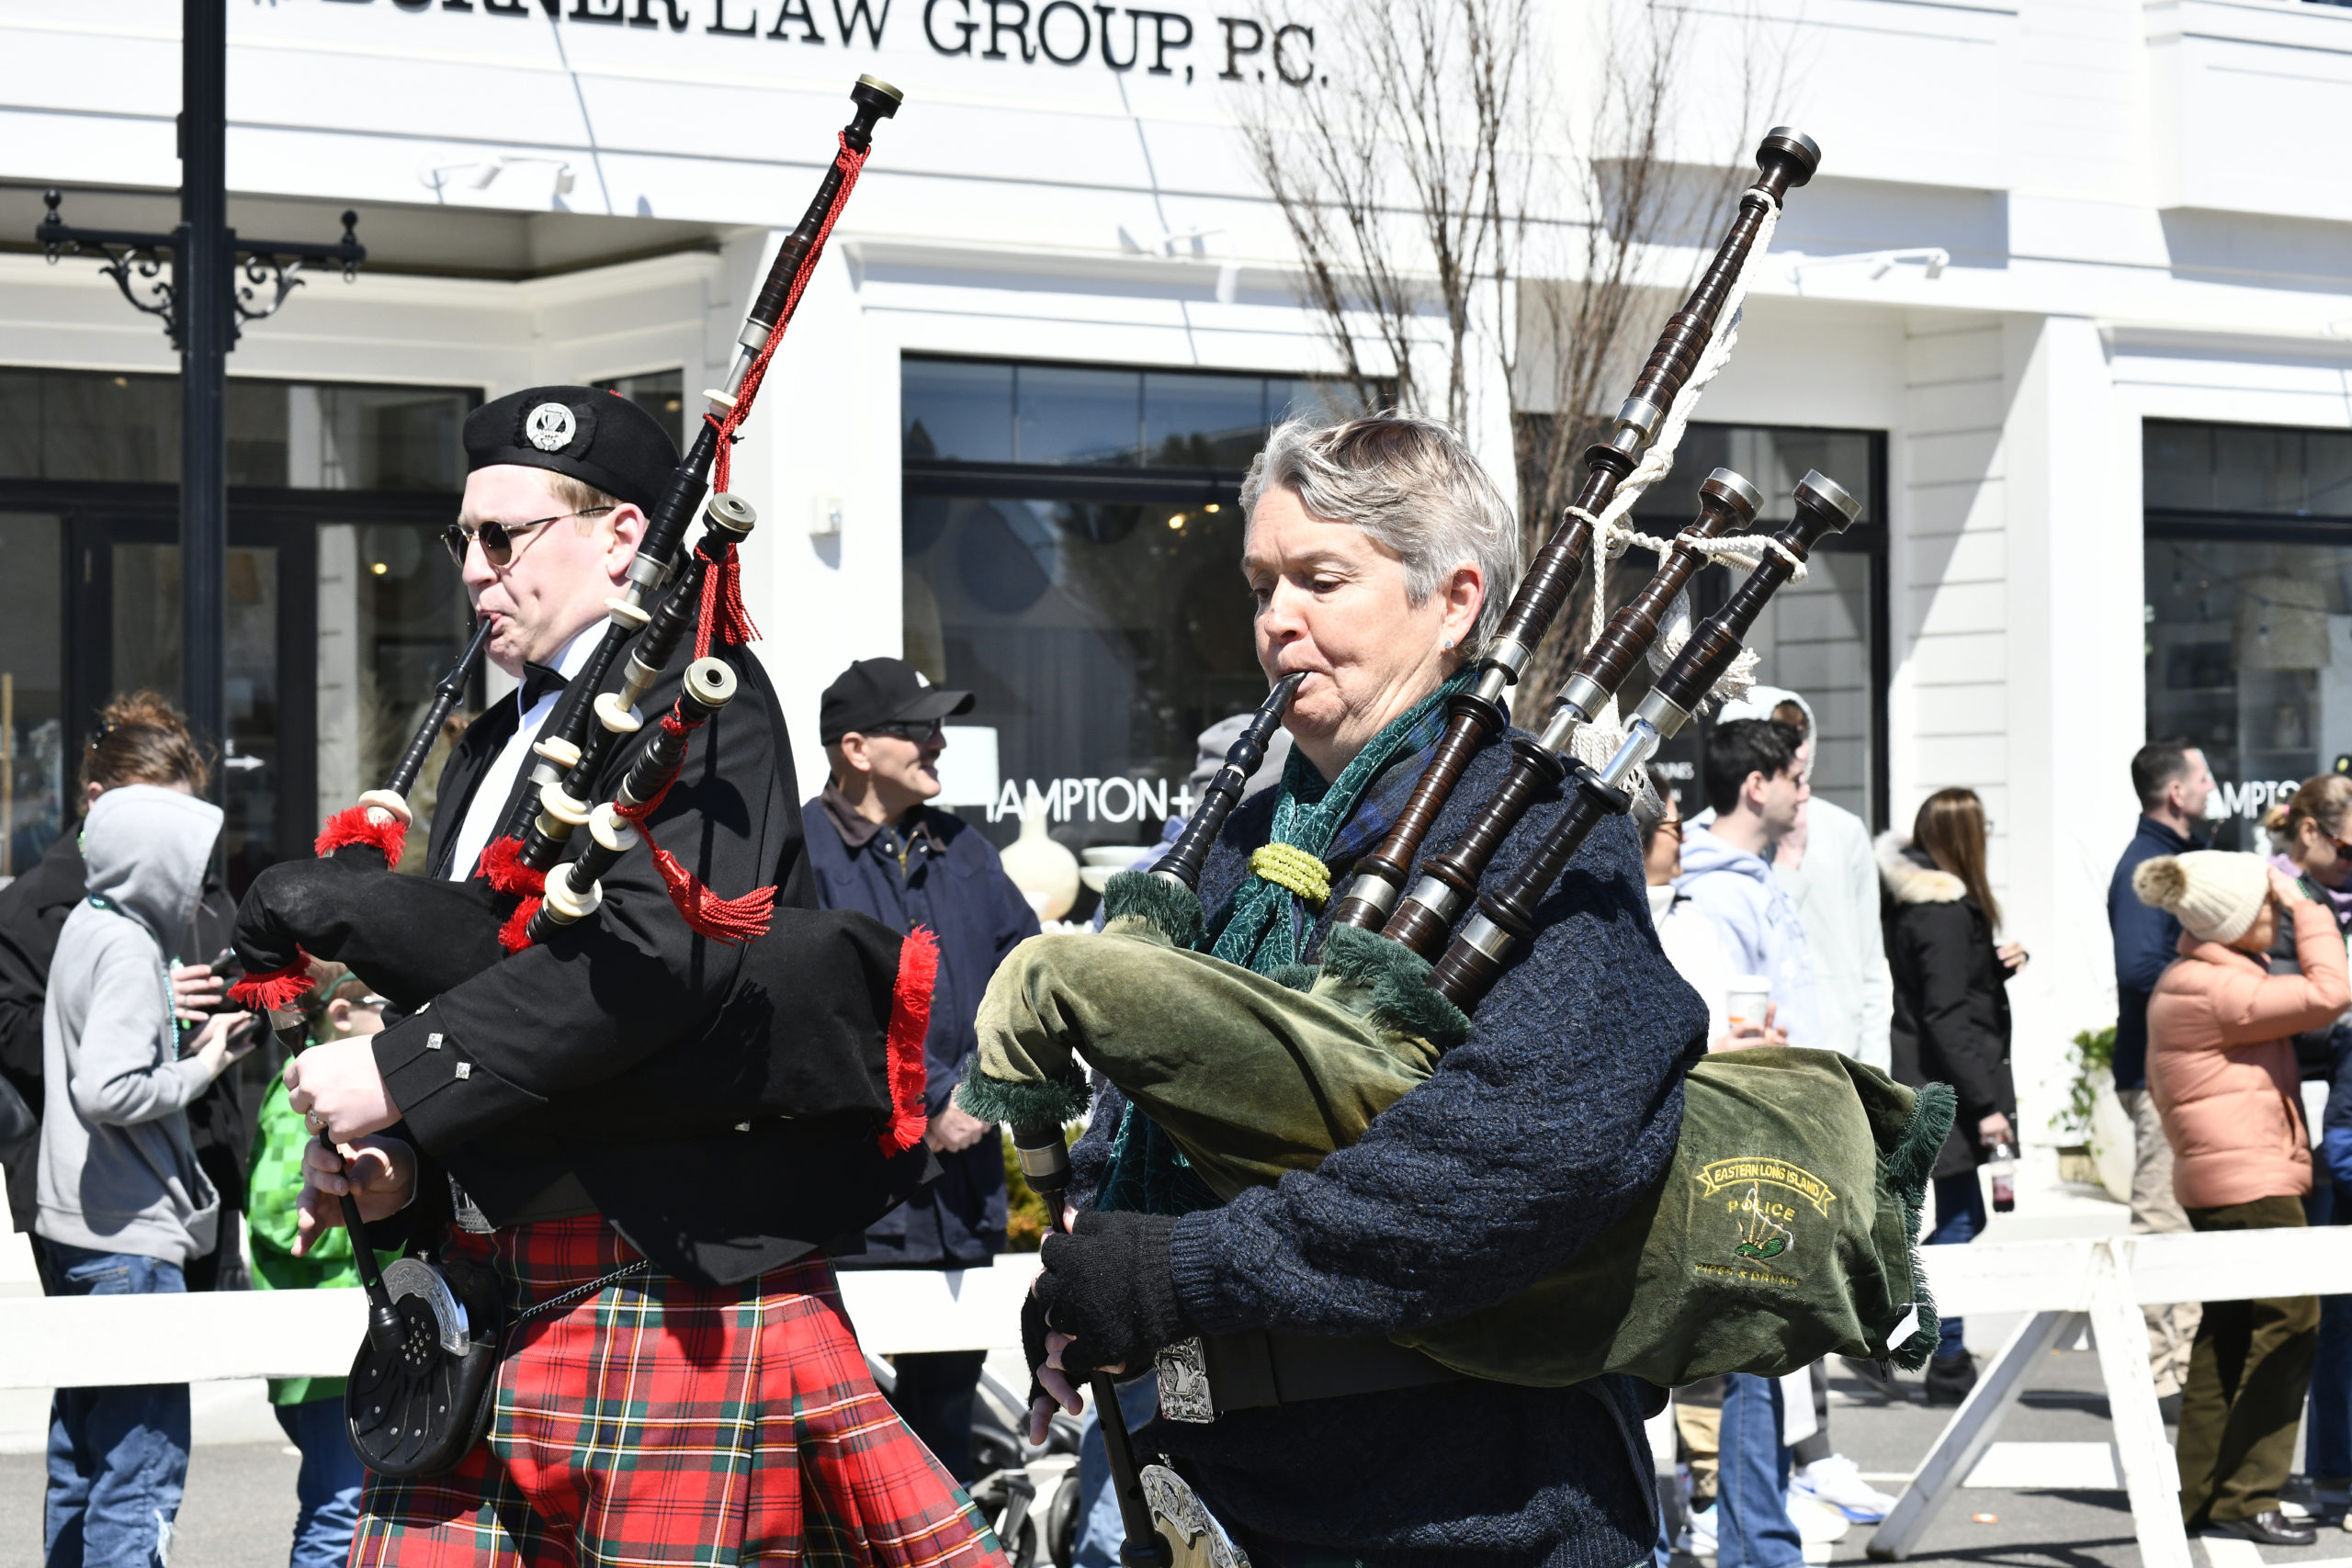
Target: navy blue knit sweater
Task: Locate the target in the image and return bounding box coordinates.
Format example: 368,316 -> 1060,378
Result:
1068,728 -> 1707,1567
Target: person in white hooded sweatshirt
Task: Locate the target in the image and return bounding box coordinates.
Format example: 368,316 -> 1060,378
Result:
38,782 -> 247,1568
1714,685 -> 1894,1073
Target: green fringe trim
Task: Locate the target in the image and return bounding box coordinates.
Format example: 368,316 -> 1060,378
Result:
955,1065 -> 1091,1129
1268,963 -> 1318,993
1319,925 -> 1472,1052
1102,870 -> 1205,949
1880,1080 -> 1957,1371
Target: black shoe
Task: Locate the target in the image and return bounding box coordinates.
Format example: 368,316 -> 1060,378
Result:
2208,1513 -> 2318,1547
2158,1393 -> 2183,1426
1923,1351 -> 1977,1406
1839,1355 -> 1905,1401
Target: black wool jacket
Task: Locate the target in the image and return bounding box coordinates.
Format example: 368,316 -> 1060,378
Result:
1878,835 -> 2015,1180
368,644 -> 928,1284
1070,728 -> 1706,1568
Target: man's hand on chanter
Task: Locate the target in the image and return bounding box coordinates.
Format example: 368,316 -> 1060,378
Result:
293,1134 -> 416,1257
284,1034 -> 400,1142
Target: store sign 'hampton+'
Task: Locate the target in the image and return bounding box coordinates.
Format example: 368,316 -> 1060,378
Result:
334,0 -> 1320,88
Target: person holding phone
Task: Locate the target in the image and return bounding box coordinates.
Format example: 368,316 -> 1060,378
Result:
2138,850 -> 2349,1545
0,693 -> 244,1296
36,779 -> 248,1568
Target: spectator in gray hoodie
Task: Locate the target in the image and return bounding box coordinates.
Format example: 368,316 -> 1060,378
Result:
38,782 -> 246,1568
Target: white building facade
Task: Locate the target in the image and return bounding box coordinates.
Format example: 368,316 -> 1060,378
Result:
1,0 -> 2347,1131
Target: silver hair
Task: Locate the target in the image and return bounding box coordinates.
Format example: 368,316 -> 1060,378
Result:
1239,413 -> 1523,654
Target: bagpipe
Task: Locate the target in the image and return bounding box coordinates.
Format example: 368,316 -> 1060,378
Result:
229,75 -> 937,1149
963,129 -> 1951,1471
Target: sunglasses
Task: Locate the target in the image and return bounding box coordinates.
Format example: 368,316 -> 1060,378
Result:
863,719 -> 945,744
442,506 -> 613,569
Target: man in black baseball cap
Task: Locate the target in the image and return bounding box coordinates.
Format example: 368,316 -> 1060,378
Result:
818,657 -> 976,746
807,657 -> 1035,1481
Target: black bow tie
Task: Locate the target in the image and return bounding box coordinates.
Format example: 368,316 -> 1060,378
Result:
520,661 -> 570,708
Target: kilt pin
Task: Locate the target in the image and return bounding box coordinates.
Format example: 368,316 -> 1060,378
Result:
350,1218 -> 1008,1568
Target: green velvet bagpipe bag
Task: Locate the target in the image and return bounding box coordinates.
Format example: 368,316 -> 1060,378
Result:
961,874 -> 1951,1385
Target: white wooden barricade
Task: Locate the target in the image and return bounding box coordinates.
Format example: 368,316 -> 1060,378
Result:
0,1254 -> 1045,1391
12,1227 -> 2352,1568
1878,1229 -> 2352,1568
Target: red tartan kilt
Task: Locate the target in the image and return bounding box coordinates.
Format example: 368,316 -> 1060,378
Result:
350,1218 -> 1007,1568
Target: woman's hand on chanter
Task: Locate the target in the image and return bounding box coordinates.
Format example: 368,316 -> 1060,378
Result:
293,1134 -> 416,1257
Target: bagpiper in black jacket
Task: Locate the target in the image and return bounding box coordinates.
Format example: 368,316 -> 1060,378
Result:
365,643 -> 931,1285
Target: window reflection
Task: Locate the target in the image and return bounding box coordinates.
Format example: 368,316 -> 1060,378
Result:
0,514 -> 62,875
0,369 -> 470,491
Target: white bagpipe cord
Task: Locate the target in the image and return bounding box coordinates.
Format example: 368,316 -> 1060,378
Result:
1557,186 -> 1801,777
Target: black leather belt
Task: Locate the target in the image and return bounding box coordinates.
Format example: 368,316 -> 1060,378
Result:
1156,1329 -> 1460,1422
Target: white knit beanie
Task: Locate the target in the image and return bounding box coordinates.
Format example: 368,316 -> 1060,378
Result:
2132,851 -> 2270,944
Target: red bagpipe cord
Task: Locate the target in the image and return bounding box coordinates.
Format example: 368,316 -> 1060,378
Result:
229,947 -> 315,1013
476,835 -> 548,954
314,806 -> 408,866
880,927 -> 938,1155
688,137 -> 871,662
610,711 -> 777,945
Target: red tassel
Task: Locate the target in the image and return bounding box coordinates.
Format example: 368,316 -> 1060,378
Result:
645,837 -> 775,944
879,927 -> 938,1155
314,807 -> 407,866
229,952 -> 314,1012
694,547 -> 761,660
498,896 -> 542,954
475,835 -> 545,897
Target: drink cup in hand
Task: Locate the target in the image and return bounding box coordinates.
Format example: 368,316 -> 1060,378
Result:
1726,976 -> 1770,1031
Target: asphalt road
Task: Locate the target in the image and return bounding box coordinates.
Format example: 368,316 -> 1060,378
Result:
3,1350 -> 2346,1568
0,1441 -> 300,1568
1806,1350 -> 2346,1568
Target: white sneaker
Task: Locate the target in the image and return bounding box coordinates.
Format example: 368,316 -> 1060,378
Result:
1687,1504 -> 1717,1560
1795,1452 -> 1900,1523
1788,1492 -> 1852,1546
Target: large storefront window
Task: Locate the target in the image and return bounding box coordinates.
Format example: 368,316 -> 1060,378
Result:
901,356 -> 1361,865
901,360 -> 1889,890
2146,420 -> 2352,848
0,368 -> 479,891
1629,425 -> 1888,829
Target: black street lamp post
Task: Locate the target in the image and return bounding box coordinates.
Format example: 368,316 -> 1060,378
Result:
36,0 -> 364,789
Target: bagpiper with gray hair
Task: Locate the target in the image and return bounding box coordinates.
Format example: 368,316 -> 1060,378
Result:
1241,413 -> 1525,658
979,409 -> 1706,1567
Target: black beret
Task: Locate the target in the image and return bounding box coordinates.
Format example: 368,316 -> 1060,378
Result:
463,386 -> 680,513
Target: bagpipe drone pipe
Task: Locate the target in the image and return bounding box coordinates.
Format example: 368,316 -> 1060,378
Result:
962,468 -> 1958,1393
1323,127 -> 1821,936
229,78 -> 939,1156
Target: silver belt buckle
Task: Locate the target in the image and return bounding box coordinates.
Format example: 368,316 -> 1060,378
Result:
1155,1336 -> 1216,1424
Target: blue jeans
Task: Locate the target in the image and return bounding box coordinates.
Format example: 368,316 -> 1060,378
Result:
2306,1181 -> 2352,1479
43,1246 -> 189,1568
1072,1375 -> 1167,1568
272,1398 -> 365,1568
1928,1171 -> 1986,1359
1715,1373 -> 1802,1568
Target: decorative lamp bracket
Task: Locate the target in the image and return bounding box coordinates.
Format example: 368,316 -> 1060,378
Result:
38,189 -> 366,348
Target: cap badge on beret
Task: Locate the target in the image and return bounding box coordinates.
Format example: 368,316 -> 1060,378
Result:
526,402 -> 577,454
